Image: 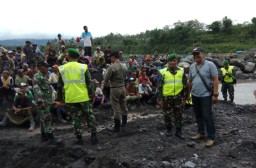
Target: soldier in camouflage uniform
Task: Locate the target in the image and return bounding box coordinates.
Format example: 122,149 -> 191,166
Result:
159,53 -> 187,140
57,48 -> 97,145
34,61 -> 59,142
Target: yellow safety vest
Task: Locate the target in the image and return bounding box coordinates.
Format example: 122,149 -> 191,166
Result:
160,67 -> 184,96
221,66 -> 234,83
59,62 -> 89,103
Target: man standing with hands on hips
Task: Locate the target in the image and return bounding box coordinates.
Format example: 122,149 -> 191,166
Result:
188,47 -> 219,147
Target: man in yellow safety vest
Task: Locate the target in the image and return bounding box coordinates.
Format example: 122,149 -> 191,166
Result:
57,48 -> 97,145
159,53 -> 187,140
221,60 -> 236,103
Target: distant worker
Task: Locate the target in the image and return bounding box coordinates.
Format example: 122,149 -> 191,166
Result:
58,48 -> 98,145
159,53 -> 187,140
101,52 -> 128,132
57,34 -> 66,51
221,60 -> 236,103
80,26 -> 93,57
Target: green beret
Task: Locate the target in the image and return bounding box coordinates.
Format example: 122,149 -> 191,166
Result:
68,48 -> 80,57
167,53 -> 177,61
223,60 -> 229,65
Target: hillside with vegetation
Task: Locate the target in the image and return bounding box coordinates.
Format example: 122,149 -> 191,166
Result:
93,16 -> 256,54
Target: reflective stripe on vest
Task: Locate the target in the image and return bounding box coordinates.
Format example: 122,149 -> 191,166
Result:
221,66 -> 234,83
162,67 -> 184,96
59,62 -> 89,103
59,64 -> 85,84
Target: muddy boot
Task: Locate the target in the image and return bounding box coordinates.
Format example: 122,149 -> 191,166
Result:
76,135 -> 84,145
166,128 -> 172,137
41,132 -> 48,142
28,117 -> 35,132
57,110 -> 67,123
108,118 -> 120,132
0,115 -> 8,127
224,97 -> 227,102
121,115 -> 127,127
175,129 -> 185,140
91,132 -> 98,145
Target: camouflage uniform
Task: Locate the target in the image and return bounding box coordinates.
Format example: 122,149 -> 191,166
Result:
33,71 -> 53,134
159,67 -> 187,132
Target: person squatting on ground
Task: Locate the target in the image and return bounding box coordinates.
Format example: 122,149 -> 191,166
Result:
57,48 -> 98,145
221,60 -> 236,103
101,51 -> 128,132
158,53 -> 187,140
188,47 -> 219,147
33,61 -> 60,142
0,89 -> 35,131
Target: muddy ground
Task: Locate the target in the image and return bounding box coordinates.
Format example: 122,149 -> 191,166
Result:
0,101 -> 256,168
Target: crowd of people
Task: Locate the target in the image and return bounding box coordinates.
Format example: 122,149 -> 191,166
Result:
0,25 -> 237,147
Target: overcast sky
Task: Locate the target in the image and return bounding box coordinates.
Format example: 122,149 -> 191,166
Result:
0,0 -> 254,40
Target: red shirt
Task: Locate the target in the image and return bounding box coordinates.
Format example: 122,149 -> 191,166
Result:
139,75 -> 150,84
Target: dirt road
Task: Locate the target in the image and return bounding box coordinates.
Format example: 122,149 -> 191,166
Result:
0,101 -> 256,168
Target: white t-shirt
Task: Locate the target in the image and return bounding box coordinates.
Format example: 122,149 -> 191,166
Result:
81,32 -> 93,47
95,87 -> 103,97
49,72 -> 59,83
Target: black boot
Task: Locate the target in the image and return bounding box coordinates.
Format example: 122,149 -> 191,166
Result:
166,128 -> 172,137
76,135 -> 84,145
91,132 -> 98,145
108,118 -> 120,132
41,132 -> 48,142
175,129 -> 185,140
121,115 -> 127,127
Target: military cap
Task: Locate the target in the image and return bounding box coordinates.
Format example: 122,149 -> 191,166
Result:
68,48 -> 80,57
223,60 -> 229,65
167,53 -> 177,61
37,61 -> 49,67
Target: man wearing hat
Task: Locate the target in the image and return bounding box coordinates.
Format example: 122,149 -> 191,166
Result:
221,60 -> 236,103
101,51 -> 128,131
0,47 -> 15,76
158,53 -> 187,140
57,34 -> 66,51
33,61 -> 58,142
188,47 -> 219,147
93,47 -> 105,67
57,48 -> 98,145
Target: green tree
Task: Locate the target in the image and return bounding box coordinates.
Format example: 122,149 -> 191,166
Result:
207,21 -> 221,34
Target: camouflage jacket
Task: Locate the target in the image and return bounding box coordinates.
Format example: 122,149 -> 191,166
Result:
33,71 -> 53,104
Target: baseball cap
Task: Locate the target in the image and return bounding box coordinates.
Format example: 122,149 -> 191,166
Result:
32,42 -> 37,46
192,47 -> 203,55
8,50 -> 14,54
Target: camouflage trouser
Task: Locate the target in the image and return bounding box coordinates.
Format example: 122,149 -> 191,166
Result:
39,103 -> 53,134
162,95 -> 183,130
66,101 -> 96,136
221,83 -> 234,101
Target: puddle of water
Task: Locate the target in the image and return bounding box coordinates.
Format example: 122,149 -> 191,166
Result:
218,82 -> 256,105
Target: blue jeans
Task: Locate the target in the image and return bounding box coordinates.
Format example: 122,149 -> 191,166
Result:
192,95 -> 216,140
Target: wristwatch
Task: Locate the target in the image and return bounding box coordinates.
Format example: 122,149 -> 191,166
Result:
213,92 -> 219,97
